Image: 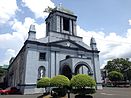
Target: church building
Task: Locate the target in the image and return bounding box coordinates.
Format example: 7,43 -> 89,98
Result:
5,5 -> 102,94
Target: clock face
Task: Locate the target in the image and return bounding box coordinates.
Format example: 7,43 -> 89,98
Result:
66,42 -> 70,47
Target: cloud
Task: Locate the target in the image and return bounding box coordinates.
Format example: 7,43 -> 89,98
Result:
0,0 -> 18,24
129,19 -> 131,25
35,23 -> 46,39
0,49 -> 16,66
12,17 -> 46,40
1,20 -> 131,68
77,25 -> 131,68
0,17 -> 46,65
0,0 -> 131,70
12,17 -> 35,41
21,0 -> 55,18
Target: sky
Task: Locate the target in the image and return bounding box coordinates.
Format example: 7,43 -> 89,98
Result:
0,0 -> 131,68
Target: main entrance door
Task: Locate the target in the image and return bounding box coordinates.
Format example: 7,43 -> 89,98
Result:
61,65 -> 72,80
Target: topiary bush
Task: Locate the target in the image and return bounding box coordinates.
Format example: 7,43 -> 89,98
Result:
70,74 -> 96,95
37,77 -> 50,94
50,75 -> 70,97
50,75 -> 70,87
71,74 -> 96,88
37,77 -> 50,88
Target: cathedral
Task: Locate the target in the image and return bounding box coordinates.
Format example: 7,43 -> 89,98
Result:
5,5 -> 102,94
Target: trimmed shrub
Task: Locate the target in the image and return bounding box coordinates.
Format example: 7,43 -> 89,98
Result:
108,71 -> 123,81
37,77 -> 50,88
70,74 -> 96,88
50,75 -> 70,97
50,75 -> 70,87
70,74 -> 96,95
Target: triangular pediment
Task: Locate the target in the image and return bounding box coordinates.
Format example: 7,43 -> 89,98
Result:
49,39 -> 91,51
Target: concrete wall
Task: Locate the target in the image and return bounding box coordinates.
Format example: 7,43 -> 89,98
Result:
93,53 -> 102,89
24,48 -> 48,94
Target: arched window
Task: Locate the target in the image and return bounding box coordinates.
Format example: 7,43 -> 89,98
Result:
38,66 -> 46,79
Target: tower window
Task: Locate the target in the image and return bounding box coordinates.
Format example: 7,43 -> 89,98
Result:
39,52 -> 46,61
63,17 -> 69,31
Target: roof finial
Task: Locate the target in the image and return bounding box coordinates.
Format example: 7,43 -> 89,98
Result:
29,24 -> 36,32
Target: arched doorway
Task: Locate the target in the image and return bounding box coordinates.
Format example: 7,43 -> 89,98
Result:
74,62 -> 93,75
61,65 -> 72,80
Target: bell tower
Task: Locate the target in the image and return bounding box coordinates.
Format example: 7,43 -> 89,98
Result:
45,5 -> 79,42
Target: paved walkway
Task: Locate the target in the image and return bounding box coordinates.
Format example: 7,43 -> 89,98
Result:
93,87 -> 131,98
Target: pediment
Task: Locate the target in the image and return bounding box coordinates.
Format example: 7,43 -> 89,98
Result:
49,39 -> 91,51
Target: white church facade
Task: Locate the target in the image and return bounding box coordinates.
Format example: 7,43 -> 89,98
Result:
5,6 -> 102,94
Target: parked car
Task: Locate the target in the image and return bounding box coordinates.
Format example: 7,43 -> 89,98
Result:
0,87 -> 19,95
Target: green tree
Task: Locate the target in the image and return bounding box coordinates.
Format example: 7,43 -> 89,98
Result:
108,71 -> 123,81
104,58 -> 131,81
0,67 -> 6,77
108,71 -> 123,86
37,77 -> 50,93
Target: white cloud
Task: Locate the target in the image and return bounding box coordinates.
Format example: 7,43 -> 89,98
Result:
12,17 -> 36,41
0,17 -> 47,65
1,19 -> 131,68
35,23 -> 46,39
0,49 -> 15,65
129,19 -> 131,25
0,32 -> 23,65
0,0 -> 18,24
0,0 -> 131,70
5,49 -> 16,58
22,0 -> 55,18
77,25 -> 131,68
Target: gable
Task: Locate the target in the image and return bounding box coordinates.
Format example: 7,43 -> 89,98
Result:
49,39 -> 91,51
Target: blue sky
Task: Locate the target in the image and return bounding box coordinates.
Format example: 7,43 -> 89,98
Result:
53,0 -> 131,34
0,0 -> 131,68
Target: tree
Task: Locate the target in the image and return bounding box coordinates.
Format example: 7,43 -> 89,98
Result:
104,58 -> 131,81
108,71 -> 123,81
108,71 -> 123,86
37,77 -> 50,93
0,67 -> 6,77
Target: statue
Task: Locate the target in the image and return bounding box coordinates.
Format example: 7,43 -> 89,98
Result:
40,69 -> 44,78
44,6 -> 53,13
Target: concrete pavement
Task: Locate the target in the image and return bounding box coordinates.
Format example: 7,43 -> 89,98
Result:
0,87 -> 131,98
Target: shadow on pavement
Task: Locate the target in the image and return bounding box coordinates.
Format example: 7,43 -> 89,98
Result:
75,95 -> 93,98
37,93 -> 50,98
